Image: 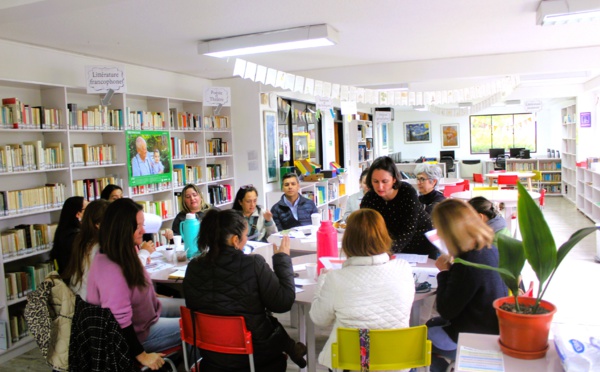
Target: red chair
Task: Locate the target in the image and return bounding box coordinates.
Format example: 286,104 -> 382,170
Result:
139,345 -> 181,371
473,173 -> 485,186
456,179 -> 470,191
497,175 -> 518,189
180,306 -> 256,372
443,184 -> 466,197
539,188 -> 546,209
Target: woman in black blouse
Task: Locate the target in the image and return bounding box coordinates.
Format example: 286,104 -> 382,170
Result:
360,156 -> 438,258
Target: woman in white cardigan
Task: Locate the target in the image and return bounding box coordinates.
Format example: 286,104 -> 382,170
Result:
309,208 -> 415,370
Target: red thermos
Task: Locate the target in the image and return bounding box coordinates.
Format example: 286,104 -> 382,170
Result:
316,220 -> 338,274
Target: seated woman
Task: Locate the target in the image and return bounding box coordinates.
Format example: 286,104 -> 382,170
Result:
164,184 -> 211,240
61,199 -> 110,300
468,196 -> 511,246
100,184 -> 123,202
309,208 -> 415,370
232,185 -> 277,242
414,163 -> 445,215
183,209 -> 307,371
360,156 -> 438,258
86,198 -> 182,371
271,172 -> 318,231
51,196 -> 88,274
428,199 -> 508,372
343,169 -> 369,221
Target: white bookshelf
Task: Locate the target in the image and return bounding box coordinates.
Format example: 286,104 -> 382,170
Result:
561,104 -> 577,203
506,158 -> 562,195
576,167 -> 600,223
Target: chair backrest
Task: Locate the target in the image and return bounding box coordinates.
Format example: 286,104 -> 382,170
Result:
332,325 -> 431,370
497,174 -> 518,185
179,306 -> 253,356
495,155 -> 508,170
440,156 -> 455,174
539,188 -> 546,207
455,179 -> 470,191
443,184 -> 465,197
473,173 -> 484,183
532,170 -> 542,182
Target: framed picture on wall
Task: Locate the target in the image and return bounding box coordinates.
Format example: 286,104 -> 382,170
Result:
441,123 -> 460,148
404,121 -> 431,144
264,111 -> 278,183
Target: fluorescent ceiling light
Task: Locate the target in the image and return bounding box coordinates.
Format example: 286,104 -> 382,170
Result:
413,105 -> 428,111
198,24 -> 339,58
458,102 -> 472,108
360,83 -> 409,91
537,0 -> 600,25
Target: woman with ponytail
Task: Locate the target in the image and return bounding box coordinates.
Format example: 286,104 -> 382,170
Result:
183,209 -> 307,371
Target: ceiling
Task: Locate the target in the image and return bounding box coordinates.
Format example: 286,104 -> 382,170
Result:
1,0 -> 600,105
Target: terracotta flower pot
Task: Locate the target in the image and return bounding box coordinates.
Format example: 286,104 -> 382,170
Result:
493,296 -> 557,360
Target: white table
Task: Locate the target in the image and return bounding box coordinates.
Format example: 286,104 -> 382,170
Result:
485,172 -> 536,191
456,333 -> 562,371
293,254 -> 437,372
450,190 -> 540,233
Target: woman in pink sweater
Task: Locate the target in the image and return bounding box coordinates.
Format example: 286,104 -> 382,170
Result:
87,198 -> 181,371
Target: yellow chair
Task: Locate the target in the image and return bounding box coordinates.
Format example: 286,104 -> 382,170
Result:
331,325 -> 431,371
472,186 -> 498,190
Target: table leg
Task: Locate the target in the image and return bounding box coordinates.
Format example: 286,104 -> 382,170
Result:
297,303 -> 316,372
290,303 -> 299,329
527,178 -> 533,191
488,178 -> 493,187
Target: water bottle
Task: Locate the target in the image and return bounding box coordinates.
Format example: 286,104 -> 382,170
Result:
316,220 -> 338,274
180,213 -> 200,259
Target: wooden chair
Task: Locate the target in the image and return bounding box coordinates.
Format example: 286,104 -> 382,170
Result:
497,174 -> 519,189
331,325 -> 431,371
443,184 -> 465,197
179,306 -> 255,372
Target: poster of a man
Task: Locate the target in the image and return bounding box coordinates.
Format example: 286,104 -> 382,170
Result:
131,136 -> 154,176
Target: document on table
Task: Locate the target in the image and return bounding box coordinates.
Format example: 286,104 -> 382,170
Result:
294,278 -> 317,286
457,346 -> 504,372
167,266 -> 188,280
394,253 -> 428,264
293,264 -> 307,272
144,262 -> 174,273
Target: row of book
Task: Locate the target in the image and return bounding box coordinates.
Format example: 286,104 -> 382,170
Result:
507,163 -> 536,171
1,223 -> 57,258
358,144 -> 371,162
67,104 -> 123,130
169,110 -> 202,130
171,138 -> 200,159
206,138 -> 228,156
0,184 -> 66,216
207,184 -> 233,205
127,110 -> 166,130
400,171 -> 417,180
5,261 -> 55,301
203,115 -> 230,130
540,173 -> 561,182
135,199 -> 174,220
70,143 -> 118,167
539,162 -> 561,170
546,185 -> 562,194
172,164 -> 202,187
0,314 -> 28,348
0,140 -> 64,173
73,176 -> 122,201
1,97 -> 63,129
206,162 -> 228,181
129,181 -> 172,196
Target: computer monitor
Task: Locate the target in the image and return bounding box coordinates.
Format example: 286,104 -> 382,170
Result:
489,148 -> 505,159
439,150 -> 455,160
509,147 -> 525,158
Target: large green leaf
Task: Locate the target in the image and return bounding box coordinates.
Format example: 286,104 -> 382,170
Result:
453,258 -> 516,279
517,182 -> 556,285
557,226 -> 599,267
497,234 -> 525,295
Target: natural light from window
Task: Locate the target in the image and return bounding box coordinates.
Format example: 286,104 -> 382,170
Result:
470,114 -> 537,154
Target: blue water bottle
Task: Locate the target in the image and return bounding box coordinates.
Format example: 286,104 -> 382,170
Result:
180,213 -> 200,259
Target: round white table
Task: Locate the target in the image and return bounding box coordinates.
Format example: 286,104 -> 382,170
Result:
450,189 -> 540,233
484,172 -> 535,191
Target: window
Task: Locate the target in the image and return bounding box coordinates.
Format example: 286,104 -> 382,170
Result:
470,113 -> 536,154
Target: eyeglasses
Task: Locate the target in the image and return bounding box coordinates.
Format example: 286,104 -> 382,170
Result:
240,184 -> 254,189
416,177 -> 430,183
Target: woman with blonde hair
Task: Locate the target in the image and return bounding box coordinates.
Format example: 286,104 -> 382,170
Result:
310,208 -> 415,370
164,183 -> 211,240
428,199 -> 507,372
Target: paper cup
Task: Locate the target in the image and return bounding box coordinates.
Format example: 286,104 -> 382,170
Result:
173,235 -> 182,248
163,248 -> 174,262
306,263 -> 318,280
311,213 -> 321,226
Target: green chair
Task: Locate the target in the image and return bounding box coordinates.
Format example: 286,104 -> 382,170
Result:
331,325 -> 431,371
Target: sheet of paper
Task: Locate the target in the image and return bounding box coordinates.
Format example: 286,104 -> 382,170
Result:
295,287 -> 304,293
144,262 -> 174,273
457,346 -> 505,372
412,266 -> 440,288
293,264 -> 307,272
395,253 -> 428,264
168,269 -> 187,280
294,278 -> 317,286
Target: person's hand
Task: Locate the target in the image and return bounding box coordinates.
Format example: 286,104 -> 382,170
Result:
163,229 -> 174,241
263,208 -> 273,222
273,235 -> 290,256
140,241 -> 156,254
136,351 -> 165,370
435,254 -> 453,271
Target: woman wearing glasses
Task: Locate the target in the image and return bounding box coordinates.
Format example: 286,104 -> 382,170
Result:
360,156 -> 438,259
232,185 -> 277,242
414,163 -> 446,215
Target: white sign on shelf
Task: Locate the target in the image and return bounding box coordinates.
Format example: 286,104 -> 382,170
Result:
525,100 -> 543,112
85,65 -> 126,94
203,87 -> 231,107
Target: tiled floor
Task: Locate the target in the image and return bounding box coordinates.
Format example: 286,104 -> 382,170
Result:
1,196 -> 597,372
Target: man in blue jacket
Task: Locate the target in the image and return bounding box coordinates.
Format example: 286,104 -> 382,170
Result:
271,173 -> 318,231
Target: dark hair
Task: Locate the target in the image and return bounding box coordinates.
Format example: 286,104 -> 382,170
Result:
342,209 -> 391,257
52,196 -> 84,249
232,185 -> 261,213
62,199 -> 110,286
359,169 -> 369,181
197,209 -> 247,263
282,172 -> 299,182
468,196 -> 499,220
99,198 -> 146,289
181,184 -> 210,213
366,156 -> 403,190
100,184 -> 123,200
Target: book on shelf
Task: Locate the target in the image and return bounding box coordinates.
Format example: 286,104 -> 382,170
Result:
0,320 -> 7,350
172,164 -> 186,186
1,97 -> 23,128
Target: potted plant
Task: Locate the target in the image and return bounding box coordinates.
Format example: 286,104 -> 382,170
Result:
454,182 -> 598,359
